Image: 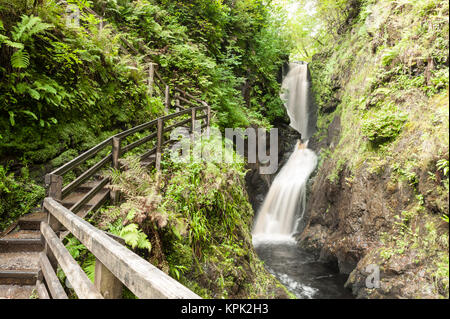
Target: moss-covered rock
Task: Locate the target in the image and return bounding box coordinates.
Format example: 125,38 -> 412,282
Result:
300,0 -> 449,299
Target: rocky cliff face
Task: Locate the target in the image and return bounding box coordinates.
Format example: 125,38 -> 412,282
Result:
298,0 -> 449,299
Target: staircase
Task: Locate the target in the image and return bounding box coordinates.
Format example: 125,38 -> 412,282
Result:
0,212 -> 44,298
0,178 -> 112,299
0,106 -> 209,299
0,3 -> 211,299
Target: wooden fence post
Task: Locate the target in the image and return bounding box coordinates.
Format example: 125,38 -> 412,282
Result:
191,108 -> 196,145
111,137 -> 121,204
205,103 -> 211,138
164,85 -> 170,113
175,93 -> 181,112
44,173 -> 63,271
156,118 -> 163,171
94,258 -> 123,299
148,63 -> 155,97
46,173 -> 63,201
99,17 -> 104,31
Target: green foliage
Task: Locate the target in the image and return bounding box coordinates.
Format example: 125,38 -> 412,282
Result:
100,0 -> 290,128
1,5 -> 161,164
64,235 -> 96,283
97,137 -> 286,298
437,159 -> 449,177
280,0 -> 362,61
0,165 -> 45,232
11,15 -> 52,42
10,49 -> 30,68
119,223 -> 152,252
361,106 -> 408,146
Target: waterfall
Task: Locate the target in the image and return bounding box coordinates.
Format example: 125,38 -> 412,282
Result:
253,62 -> 317,242
280,62 -> 316,141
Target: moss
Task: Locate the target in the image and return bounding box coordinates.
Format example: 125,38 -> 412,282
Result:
310,0 -> 449,298
0,165 -> 45,232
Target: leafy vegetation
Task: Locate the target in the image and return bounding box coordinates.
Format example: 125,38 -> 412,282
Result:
361,105 -> 408,146
306,0 -> 449,298
94,137 -> 292,298
0,0 -> 290,232
0,164 -> 44,231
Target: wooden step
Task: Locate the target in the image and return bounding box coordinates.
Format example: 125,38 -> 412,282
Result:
141,154 -> 156,168
74,179 -> 105,193
61,201 -> 94,210
0,237 -> 43,253
0,251 -> 40,270
18,212 -> 47,230
0,271 -> 39,286
62,187 -> 109,207
2,230 -> 41,239
0,284 -> 36,299
0,251 -> 40,285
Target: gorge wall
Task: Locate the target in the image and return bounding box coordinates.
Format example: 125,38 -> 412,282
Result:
298,0 -> 449,299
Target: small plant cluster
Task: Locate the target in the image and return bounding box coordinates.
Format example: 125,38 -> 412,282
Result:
361,106 -> 408,146
0,164 -> 45,232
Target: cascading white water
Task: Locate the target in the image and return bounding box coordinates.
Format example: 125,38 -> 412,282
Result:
280,62 -> 315,141
252,144 -> 317,239
251,63 -> 353,299
253,62 -> 317,242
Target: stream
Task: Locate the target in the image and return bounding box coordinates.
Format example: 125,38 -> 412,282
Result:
253,237 -> 353,299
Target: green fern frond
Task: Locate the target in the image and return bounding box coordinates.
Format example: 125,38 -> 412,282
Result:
82,256 -> 97,283
137,235 -> 152,251
120,223 -> 152,252
11,50 -> 30,69
12,15 -> 52,42
4,39 -> 24,49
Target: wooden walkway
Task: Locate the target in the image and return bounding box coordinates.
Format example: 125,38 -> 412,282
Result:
0,5 -> 212,299
0,88 -> 210,300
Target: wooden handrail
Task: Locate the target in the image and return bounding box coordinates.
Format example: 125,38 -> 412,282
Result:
120,131 -> 157,155
41,221 -> 103,299
39,252 -> 69,299
69,177 -> 110,214
42,2 -> 213,300
50,137 -> 112,176
61,154 -> 112,198
43,198 -> 201,299
114,119 -> 158,139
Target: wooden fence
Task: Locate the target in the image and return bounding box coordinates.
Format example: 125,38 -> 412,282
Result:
40,100 -> 210,299
39,197 -> 201,299
36,3 -> 211,299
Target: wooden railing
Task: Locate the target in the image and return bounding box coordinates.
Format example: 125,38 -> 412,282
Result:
41,101 -> 210,299
39,2 -> 212,299
39,197 -> 201,299
45,103 -> 210,213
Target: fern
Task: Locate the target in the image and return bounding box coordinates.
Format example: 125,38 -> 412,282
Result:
82,256 -> 96,283
3,39 -> 24,49
11,49 -> 30,69
0,34 -> 24,50
120,223 -> 152,252
12,15 -> 52,42
65,236 -> 86,259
